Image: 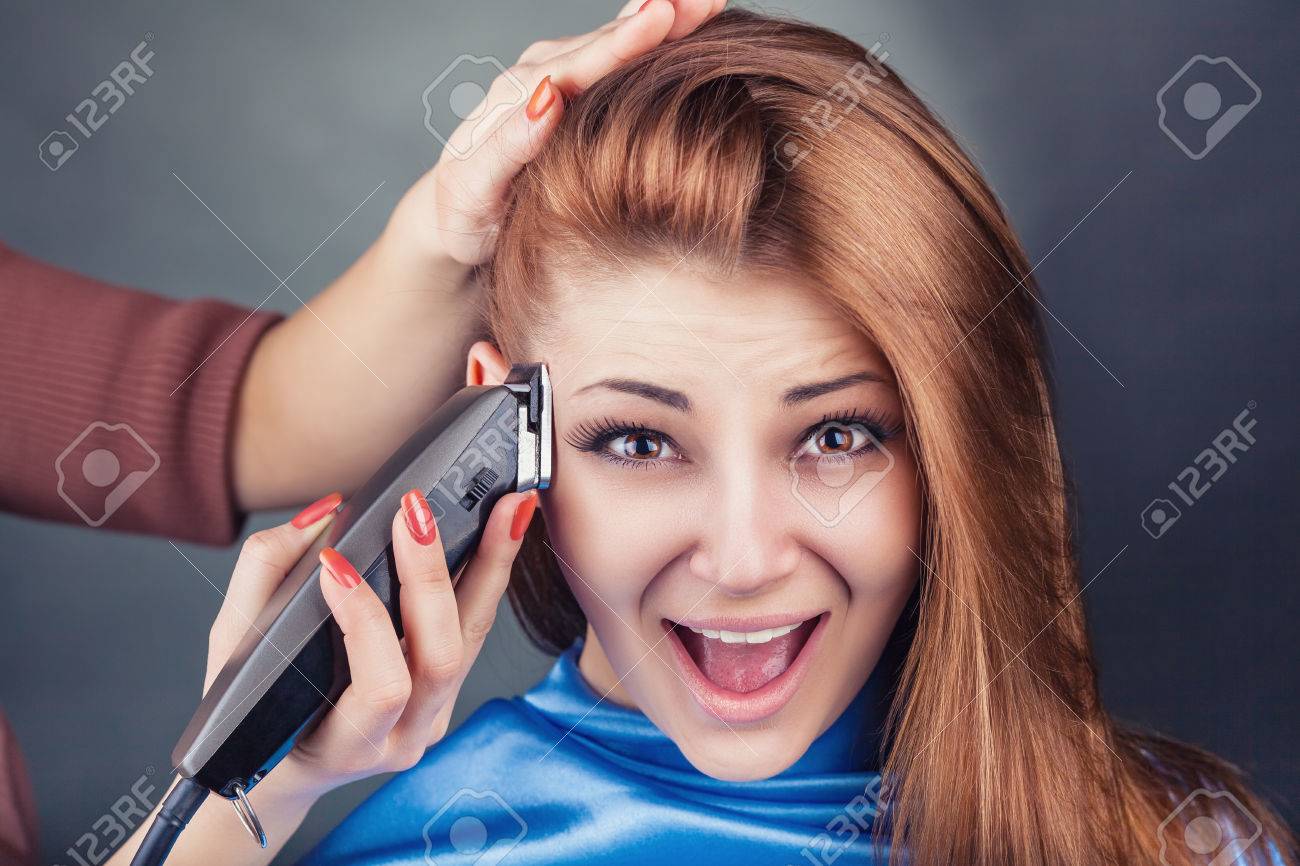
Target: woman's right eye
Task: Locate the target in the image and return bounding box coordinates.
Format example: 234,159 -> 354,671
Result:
566,419 -> 684,468
605,431 -> 676,462
608,429 -> 670,457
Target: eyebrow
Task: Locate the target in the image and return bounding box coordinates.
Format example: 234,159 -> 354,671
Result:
574,378 -> 692,412
573,370 -> 888,412
780,371 -> 888,406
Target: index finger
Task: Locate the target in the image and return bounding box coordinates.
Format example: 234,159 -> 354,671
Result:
208,493 -> 342,674
548,3 -> 675,94
392,490 -> 464,691
615,0 -> 645,18
636,0 -> 724,42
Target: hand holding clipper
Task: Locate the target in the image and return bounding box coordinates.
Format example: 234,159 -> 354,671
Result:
125,364 -> 551,866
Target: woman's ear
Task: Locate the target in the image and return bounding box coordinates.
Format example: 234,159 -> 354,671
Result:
466,340 -> 510,387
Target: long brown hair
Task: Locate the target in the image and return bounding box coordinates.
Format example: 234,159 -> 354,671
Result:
480,9 -> 1295,865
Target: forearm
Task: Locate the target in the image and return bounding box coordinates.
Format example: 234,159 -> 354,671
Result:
232,179 -> 481,510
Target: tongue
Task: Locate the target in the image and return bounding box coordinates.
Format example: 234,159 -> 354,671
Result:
677,620 -> 814,693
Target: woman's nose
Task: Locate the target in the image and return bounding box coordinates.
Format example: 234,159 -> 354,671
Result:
687,465 -> 802,596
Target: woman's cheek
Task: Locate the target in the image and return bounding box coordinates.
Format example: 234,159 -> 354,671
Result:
542,456 -> 676,612
820,443 -> 922,599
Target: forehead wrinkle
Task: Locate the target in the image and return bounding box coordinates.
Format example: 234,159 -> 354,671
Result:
552,270 -> 845,331
555,318 -> 881,389
602,313 -> 836,356
657,301 -> 854,340
556,317 -> 732,361
546,272 -> 886,387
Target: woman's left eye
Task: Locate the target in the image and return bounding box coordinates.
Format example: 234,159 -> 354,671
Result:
795,421 -> 881,460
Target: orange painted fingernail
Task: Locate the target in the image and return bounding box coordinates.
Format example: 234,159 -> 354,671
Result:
320,547 -> 362,589
509,491 -> 539,541
402,488 -> 438,546
526,75 -> 555,121
292,492 -> 342,528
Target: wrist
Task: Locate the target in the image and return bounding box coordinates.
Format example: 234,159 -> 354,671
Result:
381,170 -> 472,285
249,757 -> 337,817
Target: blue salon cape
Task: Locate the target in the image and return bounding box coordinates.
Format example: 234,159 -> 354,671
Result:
300,637 -> 894,865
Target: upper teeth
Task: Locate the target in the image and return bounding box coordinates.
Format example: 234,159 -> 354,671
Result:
687,622 -> 801,644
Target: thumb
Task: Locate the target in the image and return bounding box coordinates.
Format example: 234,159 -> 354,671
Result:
206,493 -> 342,688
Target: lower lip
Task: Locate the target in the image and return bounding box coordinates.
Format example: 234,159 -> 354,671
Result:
663,613 -> 827,725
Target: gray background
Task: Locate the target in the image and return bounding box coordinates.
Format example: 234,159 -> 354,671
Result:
1,0 -> 1296,862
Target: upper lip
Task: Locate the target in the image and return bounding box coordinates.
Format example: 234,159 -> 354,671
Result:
665,611 -> 826,632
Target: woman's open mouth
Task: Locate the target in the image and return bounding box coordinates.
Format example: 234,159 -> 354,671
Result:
662,611 -> 828,724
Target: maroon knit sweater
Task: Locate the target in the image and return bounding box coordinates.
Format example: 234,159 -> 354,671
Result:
0,241 -> 284,863
0,241 -> 283,545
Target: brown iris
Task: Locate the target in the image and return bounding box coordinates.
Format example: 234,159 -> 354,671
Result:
816,424 -> 856,455
618,432 -> 663,459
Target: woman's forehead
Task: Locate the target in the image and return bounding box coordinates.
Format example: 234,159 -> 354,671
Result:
544,265 -> 891,398
543,262 -> 889,374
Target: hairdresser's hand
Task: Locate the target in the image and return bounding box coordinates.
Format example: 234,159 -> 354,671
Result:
108,494 -> 535,866
232,1 -> 723,510
390,0 -> 727,265
203,489 -> 539,802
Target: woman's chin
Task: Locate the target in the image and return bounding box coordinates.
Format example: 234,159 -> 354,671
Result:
646,693 -> 830,781
672,722 -> 815,781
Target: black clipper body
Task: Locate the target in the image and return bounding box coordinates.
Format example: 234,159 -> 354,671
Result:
170,364 -> 552,803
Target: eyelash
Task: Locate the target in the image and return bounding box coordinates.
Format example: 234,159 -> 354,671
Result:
566,417 -> 680,470
564,408 -> 902,470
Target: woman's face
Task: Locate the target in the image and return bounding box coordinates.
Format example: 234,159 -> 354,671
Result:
486,263 -> 921,781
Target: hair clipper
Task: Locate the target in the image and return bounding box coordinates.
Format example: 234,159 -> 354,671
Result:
158,363 -> 552,851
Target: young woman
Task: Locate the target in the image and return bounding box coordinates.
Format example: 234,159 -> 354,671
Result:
111,3 -> 1296,865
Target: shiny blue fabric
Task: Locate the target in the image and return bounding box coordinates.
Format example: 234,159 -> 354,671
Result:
299,637 -> 895,865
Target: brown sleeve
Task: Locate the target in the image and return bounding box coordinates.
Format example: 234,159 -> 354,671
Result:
0,241 -> 284,545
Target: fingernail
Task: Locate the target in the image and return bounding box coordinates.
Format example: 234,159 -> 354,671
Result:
638,0 -> 654,11
509,491 -> 539,541
320,547 -> 362,589
526,75 -> 555,121
402,488 -> 438,546
292,492 -> 342,528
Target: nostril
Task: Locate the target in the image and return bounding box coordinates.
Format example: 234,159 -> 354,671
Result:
686,547 -> 717,582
